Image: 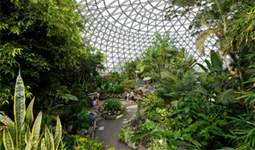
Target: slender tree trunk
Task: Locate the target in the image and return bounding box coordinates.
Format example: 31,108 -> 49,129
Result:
224,54 -> 233,74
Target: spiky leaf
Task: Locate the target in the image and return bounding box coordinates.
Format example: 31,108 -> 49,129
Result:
24,97 -> 35,127
31,112 -> 42,148
45,126 -> 54,150
54,116 -> 62,149
57,140 -> 63,150
41,138 -> 45,150
14,71 -> 26,148
3,129 -> 15,150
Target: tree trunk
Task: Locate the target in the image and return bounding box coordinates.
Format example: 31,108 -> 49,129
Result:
224,54 -> 233,74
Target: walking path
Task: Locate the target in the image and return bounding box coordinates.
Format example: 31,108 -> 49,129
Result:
87,92 -> 137,149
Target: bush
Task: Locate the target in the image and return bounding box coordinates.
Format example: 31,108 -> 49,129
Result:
118,124 -> 130,143
144,108 -> 162,122
74,110 -> 90,129
120,79 -> 136,89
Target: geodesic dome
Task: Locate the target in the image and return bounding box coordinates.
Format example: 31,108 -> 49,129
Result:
77,0 -> 218,73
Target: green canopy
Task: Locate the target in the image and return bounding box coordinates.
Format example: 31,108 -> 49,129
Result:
46,91 -> 79,101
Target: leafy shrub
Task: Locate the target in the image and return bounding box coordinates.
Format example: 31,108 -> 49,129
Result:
146,94 -> 165,108
118,124 -> 130,143
120,79 -> 136,89
100,99 -> 124,115
62,134 -> 115,150
74,110 -> 90,129
144,108 -> 162,122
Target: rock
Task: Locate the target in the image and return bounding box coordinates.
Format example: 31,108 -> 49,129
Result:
96,117 -> 104,122
95,110 -> 99,114
67,125 -> 73,133
80,128 -> 88,136
116,114 -> 124,119
137,144 -> 147,150
112,115 -> 117,119
127,142 -> 136,149
105,115 -> 112,120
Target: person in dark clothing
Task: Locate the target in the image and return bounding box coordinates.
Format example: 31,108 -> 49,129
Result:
88,113 -> 96,140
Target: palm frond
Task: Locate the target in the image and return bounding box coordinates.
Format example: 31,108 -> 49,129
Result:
218,89 -> 236,105
195,28 -> 222,56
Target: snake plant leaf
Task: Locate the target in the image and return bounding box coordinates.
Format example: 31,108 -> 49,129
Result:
35,132 -> 44,150
20,124 -> 28,149
0,114 -> 15,127
3,129 -> 15,150
24,97 -> 35,127
41,138 -> 45,150
14,70 -> 26,148
31,111 -> 42,148
54,116 -> 62,150
57,140 -> 63,150
45,125 -> 54,150
24,126 -> 31,150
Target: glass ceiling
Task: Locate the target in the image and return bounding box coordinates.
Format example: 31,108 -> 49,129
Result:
77,0 -> 218,73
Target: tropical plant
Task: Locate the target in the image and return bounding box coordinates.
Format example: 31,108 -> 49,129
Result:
0,0 -> 105,109
166,0 -> 241,74
73,110 -> 90,129
0,68 -> 63,150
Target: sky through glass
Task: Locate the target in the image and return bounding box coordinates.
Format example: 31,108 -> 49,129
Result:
77,0 -> 218,73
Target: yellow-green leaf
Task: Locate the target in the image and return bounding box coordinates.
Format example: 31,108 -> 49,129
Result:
31,112 -> 42,148
14,70 -> 26,149
45,126 -> 54,150
54,116 -> 62,149
24,97 -> 35,127
3,129 -> 15,150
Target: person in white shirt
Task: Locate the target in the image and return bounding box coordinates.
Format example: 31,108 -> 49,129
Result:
125,92 -> 129,103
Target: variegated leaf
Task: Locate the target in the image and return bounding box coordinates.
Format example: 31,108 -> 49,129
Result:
24,97 -> 35,127
31,111 -> 42,148
54,116 -> 62,150
14,71 -> 26,149
3,129 -> 15,150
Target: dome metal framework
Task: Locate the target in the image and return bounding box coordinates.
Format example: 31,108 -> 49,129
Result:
77,0 -> 218,73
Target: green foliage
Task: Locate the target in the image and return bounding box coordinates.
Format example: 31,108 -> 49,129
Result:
120,79 -> 136,89
118,124 -> 130,143
73,110 -> 90,129
144,108 -> 162,122
1,70 -> 63,150
62,134 -> 114,150
0,0 -> 105,108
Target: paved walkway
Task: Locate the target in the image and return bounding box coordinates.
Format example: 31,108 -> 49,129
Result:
87,92 -> 137,149
95,103 -> 137,149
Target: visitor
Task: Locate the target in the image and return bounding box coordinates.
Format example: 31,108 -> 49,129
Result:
125,91 -> 129,103
96,91 -> 100,99
96,96 -> 99,107
124,91 -> 127,101
130,90 -> 134,104
88,113 -> 96,141
93,97 -> 97,109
